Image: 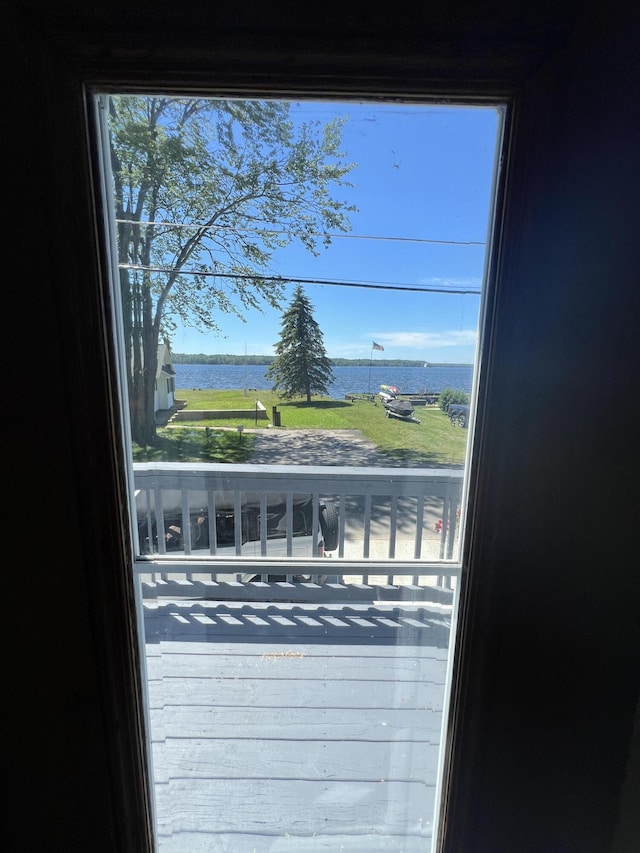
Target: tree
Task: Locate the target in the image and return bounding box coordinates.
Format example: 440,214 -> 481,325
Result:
438,387 -> 471,411
266,286 -> 334,402
108,96 -> 356,445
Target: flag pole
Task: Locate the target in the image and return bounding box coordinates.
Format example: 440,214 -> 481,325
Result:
368,344 -> 373,395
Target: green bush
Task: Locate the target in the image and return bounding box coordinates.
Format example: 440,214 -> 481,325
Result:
439,387 -> 470,412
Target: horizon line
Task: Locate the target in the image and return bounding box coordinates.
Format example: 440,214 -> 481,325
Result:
172,353 -> 474,366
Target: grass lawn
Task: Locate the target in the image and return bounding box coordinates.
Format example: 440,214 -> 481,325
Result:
135,388 -> 468,467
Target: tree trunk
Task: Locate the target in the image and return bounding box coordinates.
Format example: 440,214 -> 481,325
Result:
128,274 -> 160,447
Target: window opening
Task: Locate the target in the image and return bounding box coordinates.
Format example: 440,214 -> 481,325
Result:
95,93 -> 503,851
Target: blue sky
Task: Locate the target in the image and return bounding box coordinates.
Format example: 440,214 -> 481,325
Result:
170,101 -> 503,362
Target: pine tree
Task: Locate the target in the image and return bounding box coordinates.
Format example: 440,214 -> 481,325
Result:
266,286 -> 334,402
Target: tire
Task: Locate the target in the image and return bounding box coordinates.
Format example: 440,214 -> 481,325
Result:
190,513 -> 208,547
319,502 -> 339,552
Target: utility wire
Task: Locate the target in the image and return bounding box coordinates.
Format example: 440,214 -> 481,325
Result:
119,264 -> 482,295
115,218 -> 485,247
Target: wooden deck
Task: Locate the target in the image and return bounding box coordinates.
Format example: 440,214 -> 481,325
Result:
143,592 -> 452,851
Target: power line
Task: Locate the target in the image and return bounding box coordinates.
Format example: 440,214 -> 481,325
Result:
119,264 -> 482,295
115,218 -> 484,247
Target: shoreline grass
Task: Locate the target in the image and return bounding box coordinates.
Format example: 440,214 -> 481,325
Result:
135,388 -> 468,467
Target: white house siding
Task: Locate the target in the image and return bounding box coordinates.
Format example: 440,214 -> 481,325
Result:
155,344 -> 176,414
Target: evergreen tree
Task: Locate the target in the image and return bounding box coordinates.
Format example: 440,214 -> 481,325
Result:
266,286 -> 334,402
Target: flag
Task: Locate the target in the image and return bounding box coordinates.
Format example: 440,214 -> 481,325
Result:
372,341 -> 384,351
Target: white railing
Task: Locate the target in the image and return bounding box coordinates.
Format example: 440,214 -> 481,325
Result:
133,463 -> 463,597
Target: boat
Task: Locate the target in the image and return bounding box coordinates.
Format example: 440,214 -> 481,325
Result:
379,384 -> 400,398
379,384 -> 400,405
383,397 -> 421,424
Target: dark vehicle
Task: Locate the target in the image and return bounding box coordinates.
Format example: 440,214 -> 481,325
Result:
448,404 -> 470,428
138,493 -> 339,558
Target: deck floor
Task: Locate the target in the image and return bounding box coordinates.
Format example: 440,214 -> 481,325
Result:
144,597 -> 452,851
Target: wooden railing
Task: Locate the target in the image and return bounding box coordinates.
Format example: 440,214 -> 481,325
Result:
133,462 -> 463,597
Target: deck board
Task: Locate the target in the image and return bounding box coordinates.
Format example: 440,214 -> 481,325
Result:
154,779 -> 435,844
149,707 -> 444,740
146,649 -> 448,681
144,598 -> 451,850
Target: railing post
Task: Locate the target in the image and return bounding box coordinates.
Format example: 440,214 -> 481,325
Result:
132,463 -> 464,586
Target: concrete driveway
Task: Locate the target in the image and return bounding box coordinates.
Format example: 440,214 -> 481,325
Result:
248,428 -> 397,467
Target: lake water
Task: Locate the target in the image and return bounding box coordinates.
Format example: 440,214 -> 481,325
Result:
175,363 -> 473,399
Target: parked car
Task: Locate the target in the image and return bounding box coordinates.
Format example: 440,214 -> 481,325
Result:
137,492 -> 340,568
448,403 -> 470,428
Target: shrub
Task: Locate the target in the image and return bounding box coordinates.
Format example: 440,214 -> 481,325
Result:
439,387 -> 470,412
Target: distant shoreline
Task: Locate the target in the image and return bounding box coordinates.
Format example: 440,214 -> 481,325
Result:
173,353 -> 473,368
